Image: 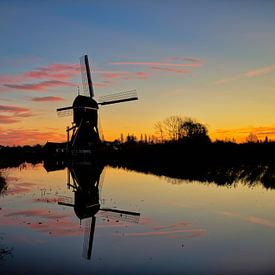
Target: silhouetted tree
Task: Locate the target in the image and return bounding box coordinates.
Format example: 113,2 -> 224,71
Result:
126,134 -> 137,144
163,115 -> 183,140
246,133 -> 258,143
120,133 -> 124,143
180,118 -> 210,143
154,121 -> 165,142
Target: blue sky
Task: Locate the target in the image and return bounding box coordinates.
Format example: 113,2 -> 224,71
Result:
0,0 -> 275,144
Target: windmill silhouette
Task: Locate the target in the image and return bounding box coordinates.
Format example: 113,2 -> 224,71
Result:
56,55 -> 138,154
58,162 -> 140,260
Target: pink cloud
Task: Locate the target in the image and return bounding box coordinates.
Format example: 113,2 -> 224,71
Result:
0,104 -> 30,113
23,64 -> 80,80
93,70 -> 150,87
135,71 -> 150,79
0,63 -> 79,93
215,65 -> 275,84
4,80 -> 75,91
96,71 -> 130,79
110,57 -> 202,68
0,104 -> 33,124
0,128 -> 65,145
31,96 -> 65,102
0,114 -> 20,124
243,66 -> 275,77
151,67 -> 191,74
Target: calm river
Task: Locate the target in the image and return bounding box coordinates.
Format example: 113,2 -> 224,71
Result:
0,162 -> 275,274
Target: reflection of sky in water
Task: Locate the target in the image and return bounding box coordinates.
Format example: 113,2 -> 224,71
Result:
0,164 -> 275,274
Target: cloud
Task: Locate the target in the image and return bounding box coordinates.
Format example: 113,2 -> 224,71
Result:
0,114 -> 20,124
0,104 -> 33,124
0,63 -> 79,93
0,128 -> 65,145
31,96 -> 65,102
92,70 -> 151,87
150,67 -> 191,74
0,105 -> 30,113
211,125 -> 275,143
4,80 -> 75,91
96,71 -> 130,79
23,63 -> 80,80
243,66 -> 275,77
1,57 -> 197,95
110,57 -> 202,68
215,65 -> 275,84
107,57 -> 201,81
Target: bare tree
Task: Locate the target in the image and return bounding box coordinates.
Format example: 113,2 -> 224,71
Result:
154,121 -> 165,142
163,115 -> 183,141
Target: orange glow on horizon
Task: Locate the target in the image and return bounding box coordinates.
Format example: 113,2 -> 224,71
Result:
2,124 -> 275,146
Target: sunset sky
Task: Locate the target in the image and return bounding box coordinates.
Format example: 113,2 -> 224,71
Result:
0,0 -> 275,145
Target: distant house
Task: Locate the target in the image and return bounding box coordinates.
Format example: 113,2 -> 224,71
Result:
43,142 -> 67,156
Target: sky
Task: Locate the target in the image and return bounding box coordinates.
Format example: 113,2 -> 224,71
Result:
0,0 -> 275,145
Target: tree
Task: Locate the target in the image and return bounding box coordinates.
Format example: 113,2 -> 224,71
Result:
126,134 -> 137,144
180,118 -> 208,138
163,115 -> 183,141
154,121 -> 165,142
246,133 -> 258,143
120,133 -> 124,143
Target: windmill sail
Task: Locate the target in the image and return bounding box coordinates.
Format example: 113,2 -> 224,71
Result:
98,90 -> 138,106
80,55 -> 94,98
82,217 -> 96,260
56,106 -> 73,117
100,208 -> 140,223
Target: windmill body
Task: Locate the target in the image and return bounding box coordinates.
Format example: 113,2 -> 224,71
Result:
56,55 -> 138,156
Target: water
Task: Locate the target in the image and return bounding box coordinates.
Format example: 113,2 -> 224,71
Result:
0,163 -> 275,274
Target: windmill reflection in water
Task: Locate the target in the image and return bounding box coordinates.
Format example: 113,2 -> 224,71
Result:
58,162 -> 140,260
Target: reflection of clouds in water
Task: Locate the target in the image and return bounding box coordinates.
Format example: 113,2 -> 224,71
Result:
6,182 -> 37,195
97,217 -> 152,229
246,216 -> 275,228
5,208 -> 69,219
114,229 -> 206,238
27,218 -> 83,237
113,218 -> 206,239
154,221 -> 191,230
4,208 -> 83,237
33,197 -> 59,204
217,210 -> 275,229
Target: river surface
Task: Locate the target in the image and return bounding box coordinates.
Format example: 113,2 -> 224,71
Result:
0,162 -> 275,274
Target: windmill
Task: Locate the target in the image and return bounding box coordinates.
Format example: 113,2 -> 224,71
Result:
58,161 -> 140,260
56,55 -> 138,154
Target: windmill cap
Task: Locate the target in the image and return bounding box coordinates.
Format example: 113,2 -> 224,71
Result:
73,95 -> 98,109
